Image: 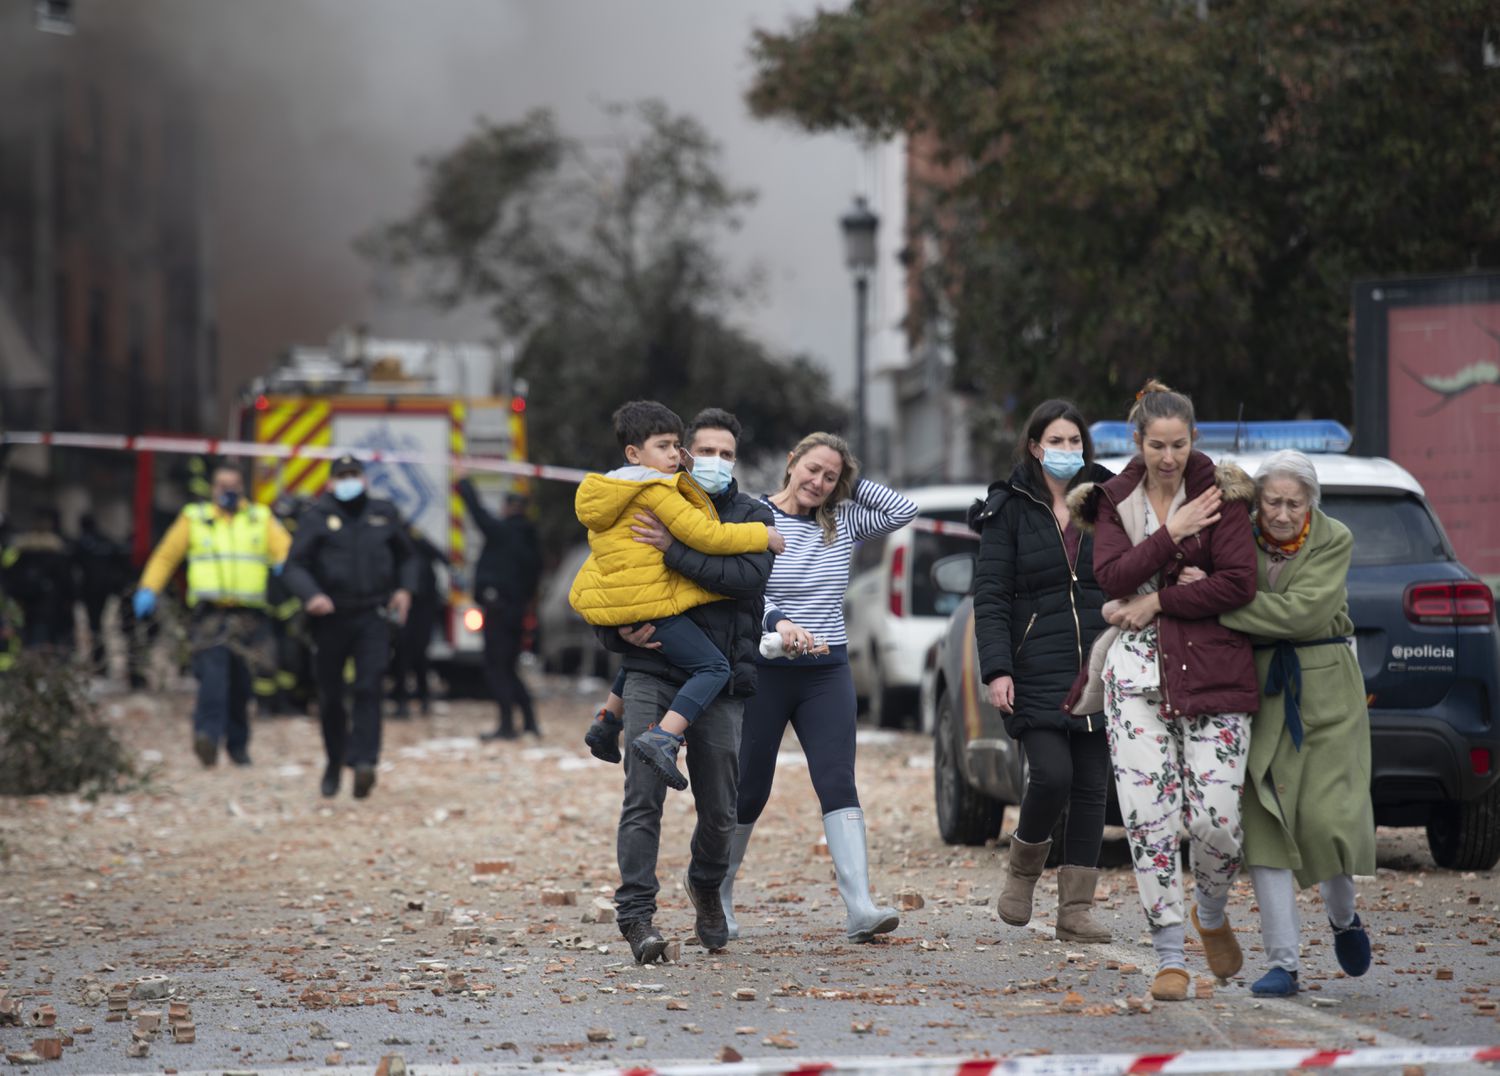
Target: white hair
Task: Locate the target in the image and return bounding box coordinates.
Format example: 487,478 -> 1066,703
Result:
1255,449 -> 1321,510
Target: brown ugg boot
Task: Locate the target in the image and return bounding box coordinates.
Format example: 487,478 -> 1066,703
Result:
1054,866 -> 1112,943
1192,904 -> 1244,979
997,836 -> 1051,927
1150,967 -> 1190,1001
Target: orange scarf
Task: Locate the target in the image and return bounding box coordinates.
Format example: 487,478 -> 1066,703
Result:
1254,513 -> 1311,559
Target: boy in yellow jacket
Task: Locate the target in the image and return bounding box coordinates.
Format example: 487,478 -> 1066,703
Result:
570,401 -> 784,789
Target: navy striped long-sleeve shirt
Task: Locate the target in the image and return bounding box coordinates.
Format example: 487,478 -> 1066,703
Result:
759,478 -> 918,665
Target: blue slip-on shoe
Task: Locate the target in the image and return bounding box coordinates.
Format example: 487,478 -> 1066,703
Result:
1250,966 -> 1299,997
630,725 -> 688,790
583,708 -> 624,764
1331,914 -> 1372,977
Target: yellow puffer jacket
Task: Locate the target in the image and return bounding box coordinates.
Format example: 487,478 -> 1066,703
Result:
568,467 -> 769,626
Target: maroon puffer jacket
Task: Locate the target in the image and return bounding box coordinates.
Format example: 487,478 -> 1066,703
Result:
1062,451 -> 1260,718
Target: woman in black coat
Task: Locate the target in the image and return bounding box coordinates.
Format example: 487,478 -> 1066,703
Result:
971,399 -> 1113,942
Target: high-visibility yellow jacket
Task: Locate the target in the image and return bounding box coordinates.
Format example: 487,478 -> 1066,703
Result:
140,502 -> 291,608
568,467 -> 768,626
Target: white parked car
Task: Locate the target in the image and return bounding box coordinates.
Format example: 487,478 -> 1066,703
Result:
845,484 -> 987,729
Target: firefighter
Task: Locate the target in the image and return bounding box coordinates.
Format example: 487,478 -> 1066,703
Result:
3,509 -> 77,655
134,461 -> 290,767
258,494 -> 312,715
389,523 -> 443,718
73,513 -> 132,676
0,512 -> 15,673
282,455 -> 417,799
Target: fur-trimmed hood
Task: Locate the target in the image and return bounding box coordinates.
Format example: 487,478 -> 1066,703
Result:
1068,451 -> 1254,532
968,461 -> 1116,532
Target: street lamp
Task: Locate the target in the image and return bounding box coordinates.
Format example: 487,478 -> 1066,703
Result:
840,195 -> 879,466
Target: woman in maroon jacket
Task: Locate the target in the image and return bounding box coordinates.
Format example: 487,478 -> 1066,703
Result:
1065,380 -> 1259,1002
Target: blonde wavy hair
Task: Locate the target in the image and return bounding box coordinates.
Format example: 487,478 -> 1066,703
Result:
778,432 -> 859,545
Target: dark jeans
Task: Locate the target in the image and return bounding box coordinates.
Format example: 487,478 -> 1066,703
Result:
390,596 -> 438,705
639,613 -> 730,724
481,605 -> 535,734
615,670 -> 742,926
1014,726 -> 1111,866
311,611 -> 390,768
191,643 -> 252,754
736,662 -> 859,823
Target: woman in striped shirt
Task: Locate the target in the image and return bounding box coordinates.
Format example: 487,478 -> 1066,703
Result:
718,432 -> 919,943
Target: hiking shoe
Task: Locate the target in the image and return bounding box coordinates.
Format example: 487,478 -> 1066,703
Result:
193,734 -> 218,768
1251,967 -> 1299,997
320,765 -> 340,798
352,764 -> 377,799
227,747 -> 252,767
480,726 -> 518,742
683,874 -> 729,951
630,726 -> 688,790
584,708 -> 624,763
620,919 -> 668,965
1331,915 -> 1372,977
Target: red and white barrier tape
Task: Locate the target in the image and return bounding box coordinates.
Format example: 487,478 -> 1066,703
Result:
2,433 -> 990,531
591,1044 -> 1500,1076
2,433 -> 989,535
0,430 -> 591,484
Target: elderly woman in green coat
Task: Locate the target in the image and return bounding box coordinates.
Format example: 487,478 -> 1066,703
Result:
1181,450 -> 1375,997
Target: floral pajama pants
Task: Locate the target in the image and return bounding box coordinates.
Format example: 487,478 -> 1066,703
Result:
1103,673 -> 1249,931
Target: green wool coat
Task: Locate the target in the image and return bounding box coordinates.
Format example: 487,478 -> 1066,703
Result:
1219,509 -> 1376,888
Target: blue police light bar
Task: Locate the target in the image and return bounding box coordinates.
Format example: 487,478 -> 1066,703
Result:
1089,420 -> 1353,457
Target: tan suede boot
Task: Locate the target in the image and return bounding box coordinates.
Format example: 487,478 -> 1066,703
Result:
1192,904 -> 1244,979
996,836 -> 1051,927
1150,967 -> 1190,1001
1054,866 -> 1112,943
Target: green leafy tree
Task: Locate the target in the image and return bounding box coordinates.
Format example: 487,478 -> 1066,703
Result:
364,101 -> 845,550
748,1 -> 1500,428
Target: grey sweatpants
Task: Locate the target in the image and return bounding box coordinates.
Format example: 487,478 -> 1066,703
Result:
1250,866 -> 1357,973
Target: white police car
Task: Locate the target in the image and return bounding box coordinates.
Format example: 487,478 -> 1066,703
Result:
927,420 -> 1500,870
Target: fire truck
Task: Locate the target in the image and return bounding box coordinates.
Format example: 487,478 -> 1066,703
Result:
233,328 -> 528,694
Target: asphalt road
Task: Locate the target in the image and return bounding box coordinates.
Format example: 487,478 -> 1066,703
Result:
1,676 -> 1497,1075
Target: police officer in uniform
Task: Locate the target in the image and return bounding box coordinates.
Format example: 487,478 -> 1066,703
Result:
135,462 -> 291,766
283,455 -> 418,799
455,466 -> 542,740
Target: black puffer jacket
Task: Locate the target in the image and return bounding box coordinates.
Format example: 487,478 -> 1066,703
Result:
970,461 -> 1113,736
597,479 -> 773,698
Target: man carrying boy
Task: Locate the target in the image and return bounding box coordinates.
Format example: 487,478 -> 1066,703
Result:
570,401 -> 782,789
595,407 -> 775,963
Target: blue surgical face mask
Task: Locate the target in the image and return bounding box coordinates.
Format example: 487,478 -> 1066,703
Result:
691,455 -> 735,496
333,477 -> 366,502
216,490 -> 241,512
1041,448 -> 1085,481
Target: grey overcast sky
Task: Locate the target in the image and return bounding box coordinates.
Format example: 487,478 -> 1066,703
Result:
107,0 -> 868,411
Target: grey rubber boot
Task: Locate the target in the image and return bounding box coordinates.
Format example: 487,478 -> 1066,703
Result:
719,822 -> 755,941
997,835 -> 1052,927
822,808 -> 900,943
1054,865 -> 1112,943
